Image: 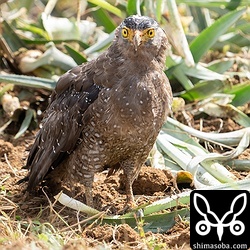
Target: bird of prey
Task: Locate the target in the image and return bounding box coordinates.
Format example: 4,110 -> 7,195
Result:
21,15 -> 173,208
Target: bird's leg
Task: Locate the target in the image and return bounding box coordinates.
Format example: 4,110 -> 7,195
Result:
84,185 -> 94,207
121,160 -> 142,208
124,175 -> 135,206
83,173 -> 94,207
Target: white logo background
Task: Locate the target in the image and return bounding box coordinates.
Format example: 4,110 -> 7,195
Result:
193,193 -> 247,241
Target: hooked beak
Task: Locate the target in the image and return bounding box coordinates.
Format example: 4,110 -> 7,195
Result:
133,30 -> 142,51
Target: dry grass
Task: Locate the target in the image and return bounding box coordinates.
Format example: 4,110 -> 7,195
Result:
0,183 -> 177,250
0,184 -> 191,249
0,192 -> 103,249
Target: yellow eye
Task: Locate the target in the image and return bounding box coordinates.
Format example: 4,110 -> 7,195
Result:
122,28 -> 129,38
147,29 -> 155,38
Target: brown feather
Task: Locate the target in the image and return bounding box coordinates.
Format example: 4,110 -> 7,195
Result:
21,15 -> 173,208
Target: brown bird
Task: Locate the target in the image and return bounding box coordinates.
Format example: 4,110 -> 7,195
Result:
21,15 -> 172,207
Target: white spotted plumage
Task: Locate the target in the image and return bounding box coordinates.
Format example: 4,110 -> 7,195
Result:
21,15 -> 172,208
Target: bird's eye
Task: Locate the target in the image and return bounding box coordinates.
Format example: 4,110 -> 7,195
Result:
147,29 -> 155,38
122,28 -> 129,38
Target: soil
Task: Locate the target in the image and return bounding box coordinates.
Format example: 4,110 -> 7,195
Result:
0,126 -> 191,249
1,108 -> 249,249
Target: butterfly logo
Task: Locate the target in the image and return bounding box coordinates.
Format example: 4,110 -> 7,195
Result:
193,192 -> 247,241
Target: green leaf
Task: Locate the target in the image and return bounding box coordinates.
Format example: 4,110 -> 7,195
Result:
55,191 -> 189,233
158,123 -> 238,186
0,74 -> 56,90
88,4 -> 117,33
190,7 -> 246,63
17,22 -> 50,40
142,192 -> 190,216
64,43 -> 87,65
180,80 -> 225,101
225,0 -> 242,10
101,208 -> 189,233
166,0 -> 195,67
225,81 -> 250,106
0,84 -> 14,99
22,38 -> 89,49
165,57 -> 194,90
207,59 -> 234,74
14,109 -> 34,139
1,20 -> 25,52
84,31 -> 115,55
210,20 -> 250,50
18,0 -> 33,11
226,160 -> 250,171
189,6 -> 208,31
87,0 -> 123,18
179,62 -> 226,81
127,0 -> 137,15
155,0 -> 163,22
166,55 -> 226,91
176,0 -> 248,8
172,66 -> 194,90
166,116 -> 250,146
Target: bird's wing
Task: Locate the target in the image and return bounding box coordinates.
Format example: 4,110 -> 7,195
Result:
25,60 -> 104,190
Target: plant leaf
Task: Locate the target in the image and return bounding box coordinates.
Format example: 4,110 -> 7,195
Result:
166,116 -> 250,146
64,43 -> 87,65
0,74 -> 56,90
179,62 -> 226,80
176,0 -> 248,8
17,21 -> 50,40
14,109 -> 34,139
84,31 -> 115,55
87,0 -> 123,18
207,59 -> 235,74
155,0 -> 163,22
180,80 -> 225,101
1,20 -> 25,52
165,0 -> 195,66
226,160 -> 250,171
87,4 -> 117,33
127,0 -> 137,15
101,208 -> 189,233
18,42 -> 77,72
225,81 -> 250,106
190,7 -> 246,62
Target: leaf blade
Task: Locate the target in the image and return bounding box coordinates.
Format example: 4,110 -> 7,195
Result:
87,0 -> 123,18
14,109 -> 34,139
190,7 -> 246,62
0,74 -> 56,90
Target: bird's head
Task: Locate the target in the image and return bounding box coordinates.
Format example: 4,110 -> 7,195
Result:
114,15 -> 168,64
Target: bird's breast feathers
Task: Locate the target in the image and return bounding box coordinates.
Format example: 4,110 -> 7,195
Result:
88,70 -> 170,133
